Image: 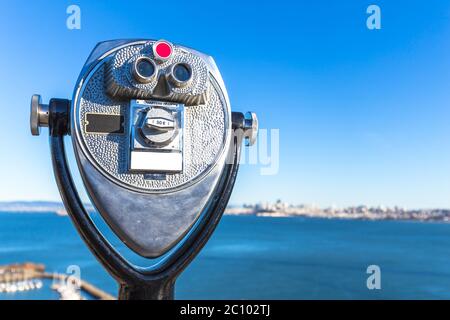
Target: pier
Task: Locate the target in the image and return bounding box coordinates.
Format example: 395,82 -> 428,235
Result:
0,262 -> 115,300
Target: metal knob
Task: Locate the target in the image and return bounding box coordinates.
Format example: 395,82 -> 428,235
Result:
139,107 -> 178,146
30,94 -> 49,136
244,112 -> 258,146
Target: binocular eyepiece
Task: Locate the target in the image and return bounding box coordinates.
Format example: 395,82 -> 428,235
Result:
30,39 -> 257,299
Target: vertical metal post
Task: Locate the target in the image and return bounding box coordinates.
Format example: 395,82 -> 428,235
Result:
118,279 -> 175,300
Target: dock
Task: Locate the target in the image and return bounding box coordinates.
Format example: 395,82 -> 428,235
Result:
0,262 -> 115,300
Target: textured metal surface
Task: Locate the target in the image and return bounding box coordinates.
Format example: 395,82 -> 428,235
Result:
105,41 -> 209,105
76,56 -> 227,192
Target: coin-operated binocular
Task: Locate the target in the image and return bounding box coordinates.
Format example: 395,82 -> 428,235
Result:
30,39 -> 258,300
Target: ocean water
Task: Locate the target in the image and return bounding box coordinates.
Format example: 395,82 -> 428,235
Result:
1,213 -> 450,300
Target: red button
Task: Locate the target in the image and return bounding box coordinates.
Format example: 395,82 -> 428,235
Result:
154,41 -> 172,60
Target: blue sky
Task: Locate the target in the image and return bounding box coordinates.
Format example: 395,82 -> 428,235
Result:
0,0 -> 449,208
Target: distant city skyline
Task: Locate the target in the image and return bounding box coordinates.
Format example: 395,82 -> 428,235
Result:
0,1 -> 450,209
1,200 -> 449,222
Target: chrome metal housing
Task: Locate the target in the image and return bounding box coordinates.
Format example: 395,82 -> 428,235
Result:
70,39 -> 232,258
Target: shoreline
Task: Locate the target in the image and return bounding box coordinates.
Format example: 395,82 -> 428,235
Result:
1,209 -> 450,223
1,201 -> 449,223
